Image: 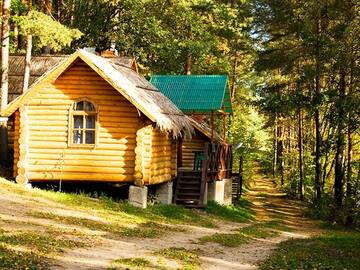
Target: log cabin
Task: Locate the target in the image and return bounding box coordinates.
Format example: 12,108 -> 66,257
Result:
0,50 -> 194,205
2,54 -> 138,168
150,75 -> 233,207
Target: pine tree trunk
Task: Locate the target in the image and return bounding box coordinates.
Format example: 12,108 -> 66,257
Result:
346,64 -> 354,200
298,108 -> 304,200
238,155 -> 244,199
1,0 -> 10,111
346,127 -> 352,196
345,69 -> 354,226
278,122 -> 285,186
13,24 -> 19,52
334,72 -> 346,207
23,0 -> 33,92
314,15 -> 323,200
314,75 -> 322,200
23,34 -> 32,92
0,0 -> 11,166
231,50 -> 238,101
273,114 -> 278,178
184,54 -> 192,75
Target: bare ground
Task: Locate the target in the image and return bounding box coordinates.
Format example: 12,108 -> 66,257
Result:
0,171 -> 324,270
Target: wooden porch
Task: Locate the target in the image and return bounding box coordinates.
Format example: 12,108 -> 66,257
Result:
174,142 -> 232,208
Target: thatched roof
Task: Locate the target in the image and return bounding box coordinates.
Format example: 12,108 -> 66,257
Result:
2,50 -> 193,138
2,55 -> 138,103
6,55 -> 67,102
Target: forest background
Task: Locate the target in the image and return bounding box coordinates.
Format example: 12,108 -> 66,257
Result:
1,0 -> 359,227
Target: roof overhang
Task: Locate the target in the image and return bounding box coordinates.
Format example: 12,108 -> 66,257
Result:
1,49 -> 193,138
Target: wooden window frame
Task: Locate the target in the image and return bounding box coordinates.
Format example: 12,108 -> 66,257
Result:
68,98 -> 99,148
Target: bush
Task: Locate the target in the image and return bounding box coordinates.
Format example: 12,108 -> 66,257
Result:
308,194 -> 337,222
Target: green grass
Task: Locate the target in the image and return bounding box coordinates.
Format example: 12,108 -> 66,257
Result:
258,192 -> 268,198
255,219 -> 292,232
0,245 -> 48,270
204,199 -> 255,223
259,230 -> 360,270
155,247 -> 200,270
0,229 -> 89,270
30,211 -> 121,233
120,221 -> 186,238
0,177 -> 286,269
108,257 -> 151,269
30,211 -> 186,238
200,219 -> 288,247
0,178 -> 221,269
239,224 -> 279,238
0,230 -> 87,254
200,232 -> 249,247
1,178 -> 216,228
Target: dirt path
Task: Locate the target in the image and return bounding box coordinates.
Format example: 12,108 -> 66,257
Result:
49,171 -> 323,270
0,170 -> 324,270
198,172 -> 323,270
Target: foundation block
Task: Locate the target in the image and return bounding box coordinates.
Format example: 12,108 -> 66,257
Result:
155,181 -> 173,205
129,185 -> 148,208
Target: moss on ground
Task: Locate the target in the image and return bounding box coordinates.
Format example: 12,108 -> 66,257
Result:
200,219 -> 290,247
155,247 -> 200,270
0,228 -> 90,270
0,245 -> 49,270
107,257 -> 151,270
204,199 -> 255,223
259,229 -> 360,270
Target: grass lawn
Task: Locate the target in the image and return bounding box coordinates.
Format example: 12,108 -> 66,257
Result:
108,257 -> 152,270
0,177 -> 254,269
259,228 -> 360,270
199,219 -> 288,247
155,247 -> 201,270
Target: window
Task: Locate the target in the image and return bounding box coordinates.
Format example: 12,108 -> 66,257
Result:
70,100 -> 97,145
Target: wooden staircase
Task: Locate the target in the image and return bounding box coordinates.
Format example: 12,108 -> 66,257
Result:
174,170 -> 204,208
174,142 -> 233,208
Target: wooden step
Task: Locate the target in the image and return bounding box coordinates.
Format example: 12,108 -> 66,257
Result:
179,171 -> 202,177
177,192 -> 201,197
175,170 -> 204,208
178,175 -> 202,180
176,181 -> 201,186
178,186 -> 201,191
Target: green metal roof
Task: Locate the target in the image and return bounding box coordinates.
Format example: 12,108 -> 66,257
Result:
150,75 -> 233,114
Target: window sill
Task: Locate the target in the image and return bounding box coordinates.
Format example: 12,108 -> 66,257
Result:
67,143 -> 97,149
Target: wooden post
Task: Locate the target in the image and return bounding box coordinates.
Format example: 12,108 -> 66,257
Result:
199,142 -> 209,207
0,119 -> 8,166
223,114 -> 227,140
177,137 -> 183,169
210,110 -> 214,141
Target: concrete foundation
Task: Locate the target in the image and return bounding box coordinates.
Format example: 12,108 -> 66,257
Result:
155,181 -> 173,205
128,185 -> 148,208
223,178 -> 233,205
202,182 -> 208,206
207,178 -> 232,205
207,180 -> 225,204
